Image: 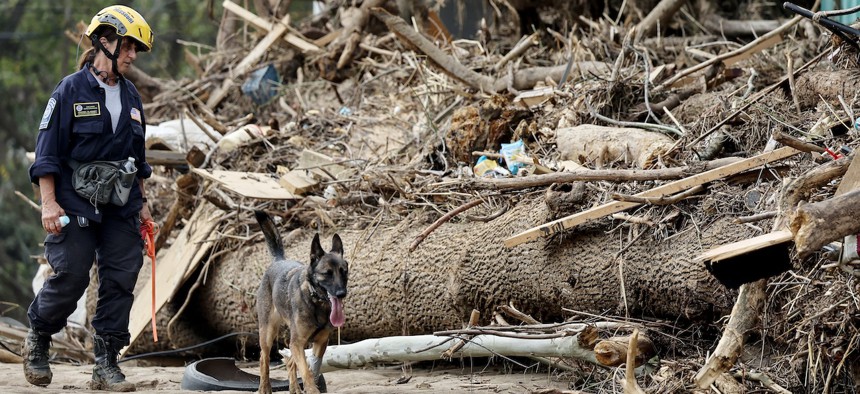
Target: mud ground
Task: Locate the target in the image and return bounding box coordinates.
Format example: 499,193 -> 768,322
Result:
0,358 -> 575,393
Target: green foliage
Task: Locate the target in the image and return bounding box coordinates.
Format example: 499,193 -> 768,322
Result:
0,151 -> 44,323
0,0 -> 220,324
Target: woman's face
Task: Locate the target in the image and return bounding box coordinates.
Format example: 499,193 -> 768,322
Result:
100,37 -> 139,75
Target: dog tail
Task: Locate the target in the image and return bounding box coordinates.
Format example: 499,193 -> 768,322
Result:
254,210 -> 285,260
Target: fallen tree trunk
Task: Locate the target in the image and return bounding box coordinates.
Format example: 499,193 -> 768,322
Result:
292,333 -> 601,373
190,197 -> 758,342
794,70 -> 860,110
790,188 -> 860,257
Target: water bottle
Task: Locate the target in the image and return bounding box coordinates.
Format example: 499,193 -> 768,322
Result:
120,157 -> 137,188
59,215 -> 70,227
112,157 -> 137,206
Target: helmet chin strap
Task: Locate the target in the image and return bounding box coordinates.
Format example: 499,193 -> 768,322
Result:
90,36 -> 124,83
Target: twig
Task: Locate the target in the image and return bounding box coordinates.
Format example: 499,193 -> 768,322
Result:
14,190 -> 41,211
785,50 -> 802,114
494,32 -> 539,72
733,211 -> 776,224
409,199 -> 484,252
732,370 -> 793,394
498,303 -> 540,324
185,107 -> 221,144
662,107 -> 688,136
589,104 -> 683,137
610,28 -> 635,83
772,130 -> 826,153
611,213 -> 655,226
686,50 -> 827,148
838,94 -> 856,129
493,313 -> 580,373
442,309 -> 480,359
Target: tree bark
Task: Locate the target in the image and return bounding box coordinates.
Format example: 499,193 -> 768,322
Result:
188,198 -> 756,343
790,188 -> 860,257
780,155 -> 851,214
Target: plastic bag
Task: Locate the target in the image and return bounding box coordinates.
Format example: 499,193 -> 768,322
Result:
500,140 -> 531,175
473,156 -> 511,178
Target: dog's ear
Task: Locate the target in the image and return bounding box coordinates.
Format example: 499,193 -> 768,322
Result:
330,234 -> 344,256
310,233 -> 325,264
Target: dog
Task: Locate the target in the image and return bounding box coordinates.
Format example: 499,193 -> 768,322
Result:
254,211 -> 348,394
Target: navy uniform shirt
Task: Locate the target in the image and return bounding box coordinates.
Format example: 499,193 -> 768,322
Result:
29,64 -> 152,223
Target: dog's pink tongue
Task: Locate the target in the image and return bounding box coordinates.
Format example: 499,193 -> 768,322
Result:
329,296 -> 345,327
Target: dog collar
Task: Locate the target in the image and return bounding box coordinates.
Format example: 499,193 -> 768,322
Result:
308,283 -> 329,303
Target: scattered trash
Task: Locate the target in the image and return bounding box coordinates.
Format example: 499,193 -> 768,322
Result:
241,64 -> 280,105
217,124 -> 268,152
338,106 -> 353,116
473,155 -> 510,178
324,184 -> 338,199
500,140 -> 531,175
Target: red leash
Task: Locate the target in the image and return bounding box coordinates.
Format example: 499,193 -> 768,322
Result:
140,219 -> 159,342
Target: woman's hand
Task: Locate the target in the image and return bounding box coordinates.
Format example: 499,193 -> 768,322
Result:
39,176 -> 65,234
140,200 -> 153,224
41,199 -> 66,234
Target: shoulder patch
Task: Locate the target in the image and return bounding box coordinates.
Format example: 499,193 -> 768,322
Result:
39,98 -> 56,130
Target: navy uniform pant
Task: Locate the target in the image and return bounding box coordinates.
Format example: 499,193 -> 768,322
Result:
28,214 -> 143,347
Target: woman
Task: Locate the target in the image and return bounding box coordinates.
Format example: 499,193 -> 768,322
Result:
25,5 -> 154,392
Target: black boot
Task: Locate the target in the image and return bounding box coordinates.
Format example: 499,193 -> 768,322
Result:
91,335 -> 135,392
22,329 -> 52,386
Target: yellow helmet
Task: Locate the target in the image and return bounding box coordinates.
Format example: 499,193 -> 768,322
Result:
85,5 -> 154,52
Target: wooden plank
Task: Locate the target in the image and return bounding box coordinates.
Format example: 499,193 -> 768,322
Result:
222,0 -> 319,53
693,230 -> 793,263
122,203 -> 221,356
192,168 -> 298,200
297,149 -> 349,180
724,33 -> 783,66
504,146 -> 801,248
207,12 -> 292,108
696,154 -> 860,265
835,154 -> 860,196
279,169 -> 319,195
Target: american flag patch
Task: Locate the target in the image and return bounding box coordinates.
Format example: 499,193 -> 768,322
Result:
130,107 -> 141,123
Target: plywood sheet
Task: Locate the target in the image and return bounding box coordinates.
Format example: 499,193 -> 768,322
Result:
123,203 -> 222,355
192,168 -> 298,200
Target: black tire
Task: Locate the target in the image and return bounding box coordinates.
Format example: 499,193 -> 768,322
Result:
180,357 -> 297,392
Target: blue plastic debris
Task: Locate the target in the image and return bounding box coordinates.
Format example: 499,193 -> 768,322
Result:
241,64 -> 280,105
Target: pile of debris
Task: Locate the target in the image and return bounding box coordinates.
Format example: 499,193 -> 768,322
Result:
8,0 -> 860,392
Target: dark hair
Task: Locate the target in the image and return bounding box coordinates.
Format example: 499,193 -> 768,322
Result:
77,26 -> 120,70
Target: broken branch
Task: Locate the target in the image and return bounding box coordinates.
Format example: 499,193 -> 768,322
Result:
409,199 -> 484,252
